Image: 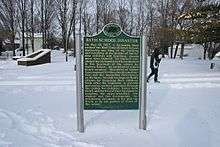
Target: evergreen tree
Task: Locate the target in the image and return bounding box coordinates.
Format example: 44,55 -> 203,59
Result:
179,3 -> 220,59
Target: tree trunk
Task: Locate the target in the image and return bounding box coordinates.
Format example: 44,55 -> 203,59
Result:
11,21 -> 15,56
174,43 -> 179,59
79,1 -> 82,39
73,16 -> 76,57
63,27 -> 68,62
71,0 -> 76,57
96,0 -> 99,34
25,19 -> 29,55
148,3 -> 153,54
64,0 -> 68,62
79,0 -> 82,61
0,39 -> 3,56
83,10 -> 87,37
65,36 -> 68,62
129,0 -> 134,35
41,0 -> 45,49
208,42 -> 212,59
22,1 -> 26,56
203,42 -> 208,60
44,2 -> 47,49
12,33 -> 16,56
180,43 -> 185,59
8,0 -> 16,56
203,48 -> 207,60
31,0 -> 34,52
211,42 -> 216,59
170,42 -> 174,58
170,0 -> 176,59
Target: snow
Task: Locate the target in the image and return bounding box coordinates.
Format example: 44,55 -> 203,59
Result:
0,50 -> 220,147
169,44 -> 204,59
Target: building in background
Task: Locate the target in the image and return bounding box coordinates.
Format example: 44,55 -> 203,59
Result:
15,32 -> 43,53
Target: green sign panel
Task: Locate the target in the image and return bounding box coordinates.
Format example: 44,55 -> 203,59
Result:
84,23 -> 141,110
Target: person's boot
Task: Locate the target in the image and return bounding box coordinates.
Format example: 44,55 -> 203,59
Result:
154,80 -> 160,83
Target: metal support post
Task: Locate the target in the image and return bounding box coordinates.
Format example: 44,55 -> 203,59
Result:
139,35 -> 147,130
76,39 -> 84,133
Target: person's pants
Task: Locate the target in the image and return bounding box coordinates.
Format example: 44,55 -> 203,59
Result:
147,67 -> 158,81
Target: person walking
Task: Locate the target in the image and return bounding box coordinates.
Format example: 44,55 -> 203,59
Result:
147,49 -> 162,83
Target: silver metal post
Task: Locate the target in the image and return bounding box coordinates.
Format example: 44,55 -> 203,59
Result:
139,35 -> 147,130
76,38 -> 84,133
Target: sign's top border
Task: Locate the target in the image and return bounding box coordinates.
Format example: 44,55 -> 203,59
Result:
85,23 -> 140,39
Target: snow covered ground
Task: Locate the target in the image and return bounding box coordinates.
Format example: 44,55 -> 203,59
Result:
0,51 -> 220,147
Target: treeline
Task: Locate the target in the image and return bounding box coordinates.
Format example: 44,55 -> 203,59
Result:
178,3 -> 220,59
0,0 -> 219,58
145,0 -> 219,59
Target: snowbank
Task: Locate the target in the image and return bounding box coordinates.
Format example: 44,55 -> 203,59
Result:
0,51 -> 220,147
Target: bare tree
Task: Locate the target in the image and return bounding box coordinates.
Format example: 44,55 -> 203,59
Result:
82,0 -> 90,36
128,0 -> 134,35
17,0 -> 27,56
95,0 -> 116,32
79,0 -> 82,57
169,0 -> 177,58
136,0 -> 147,35
117,0 -> 129,32
44,0 -> 56,49
41,0 -> 45,48
56,0 -> 76,61
146,0 -> 155,53
72,0 -> 77,57
95,0 -> 100,33
25,10 -> 29,55
0,0 -> 17,56
101,0 -> 116,25
30,0 -> 34,52
57,0 -> 68,61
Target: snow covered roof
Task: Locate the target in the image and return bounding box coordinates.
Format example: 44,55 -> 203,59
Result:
17,49 -> 51,61
215,52 -> 220,57
15,32 -> 43,39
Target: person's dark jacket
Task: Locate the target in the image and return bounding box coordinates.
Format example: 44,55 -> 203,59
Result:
150,51 -> 161,69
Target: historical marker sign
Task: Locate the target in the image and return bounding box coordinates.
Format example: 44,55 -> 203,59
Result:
84,23 -> 141,110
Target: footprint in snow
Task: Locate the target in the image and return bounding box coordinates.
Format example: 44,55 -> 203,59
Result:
0,109 -> 103,147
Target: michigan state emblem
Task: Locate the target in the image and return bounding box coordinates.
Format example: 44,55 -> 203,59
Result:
103,23 -> 121,37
